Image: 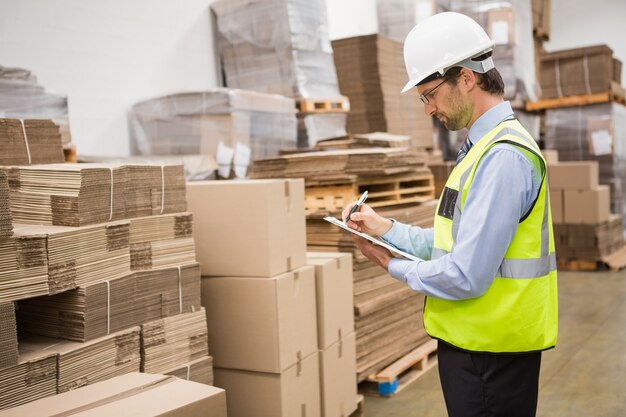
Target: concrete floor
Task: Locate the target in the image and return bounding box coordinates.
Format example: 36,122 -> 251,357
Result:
363,270 -> 626,417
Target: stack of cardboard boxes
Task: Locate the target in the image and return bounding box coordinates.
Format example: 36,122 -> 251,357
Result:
188,179 -> 358,417
332,34 -> 435,150
548,158 -> 624,262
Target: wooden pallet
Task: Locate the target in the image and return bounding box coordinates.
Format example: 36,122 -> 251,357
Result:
557,258 -> 604,271
525,81 -> 626,111
297,96 -> 351,113
360,339 -> 438,397
558,245 -> 626,272
304,172 -> 435,215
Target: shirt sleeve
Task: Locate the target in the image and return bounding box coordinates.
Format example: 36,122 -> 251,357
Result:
387,144 -> 542,300
381,221 -> 434,261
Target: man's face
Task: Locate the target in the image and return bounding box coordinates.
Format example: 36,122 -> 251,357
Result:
416,74 -> 473,131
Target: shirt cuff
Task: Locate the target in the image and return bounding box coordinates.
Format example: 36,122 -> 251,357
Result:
388,258 -> 413,283
381,219 -> 399,243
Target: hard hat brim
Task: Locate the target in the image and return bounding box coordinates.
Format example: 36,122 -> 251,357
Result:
401,79 -> 417,94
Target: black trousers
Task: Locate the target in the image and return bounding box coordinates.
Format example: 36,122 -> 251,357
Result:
437,341 -> 542,417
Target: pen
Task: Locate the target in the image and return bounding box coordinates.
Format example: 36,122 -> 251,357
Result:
346,190 -> 368,222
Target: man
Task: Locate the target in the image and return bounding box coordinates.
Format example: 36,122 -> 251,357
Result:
342,12 -> 558,417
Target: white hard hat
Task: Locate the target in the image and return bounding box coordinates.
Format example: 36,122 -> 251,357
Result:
401,12 -> 496,93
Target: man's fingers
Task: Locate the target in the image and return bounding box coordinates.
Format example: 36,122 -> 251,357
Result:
342,203 -> 356,222
349,211 -> 363,222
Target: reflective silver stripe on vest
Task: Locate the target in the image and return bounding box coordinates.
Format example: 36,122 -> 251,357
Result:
497,253 -> 557,278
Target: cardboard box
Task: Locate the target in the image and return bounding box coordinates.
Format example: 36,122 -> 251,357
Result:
550,189 -> 563,224
548,161 -> 598,190
214,351 -> 321,417
307,252 -> 355,350
541,149 -> 559,165
0,373 -> 227,417
563,186 -> 610,224
320,333 -> 358,417
187,179 -> 306,277
201,265 -> 318,373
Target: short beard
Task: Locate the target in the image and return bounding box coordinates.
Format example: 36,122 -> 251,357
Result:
438,85 -> 473,131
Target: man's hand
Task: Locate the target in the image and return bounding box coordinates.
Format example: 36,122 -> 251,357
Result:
341,202 -> 393,237
352,235 -> 394,270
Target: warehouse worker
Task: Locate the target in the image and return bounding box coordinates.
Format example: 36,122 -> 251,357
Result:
342,12 -> 557,417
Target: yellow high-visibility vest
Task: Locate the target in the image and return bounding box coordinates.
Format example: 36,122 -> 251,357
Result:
425,119 -> 558,353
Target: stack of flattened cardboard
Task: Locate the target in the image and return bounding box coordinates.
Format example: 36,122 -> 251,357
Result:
0,118 -> 65,165
0,234 -> 49,303
7,163 -> 186,226
212,0 -> 348,145
250,148 -> 427,183
332,34 -> 435,149
0,169 -> 12,237
0,66 -> 71,147
12,221 -> 131,296
0,302 -> 18,369
0,349 -> 57,410
7,164 -> 122,226
129,212 -> 195,271
16,263 -> 201,342
141,308 -> 208,374
135,264 -> 201,323
19,326 -> 141,393
211,0 -> 341,100
540,45 -> 622,99
164,356 -> 214,386
314,132 -> 412,150
124,165 -> 187,218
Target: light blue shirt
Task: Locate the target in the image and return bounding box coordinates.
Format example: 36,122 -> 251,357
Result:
382,101 -> 543,300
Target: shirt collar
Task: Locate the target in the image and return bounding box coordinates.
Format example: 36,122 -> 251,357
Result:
466,101 -> 514,145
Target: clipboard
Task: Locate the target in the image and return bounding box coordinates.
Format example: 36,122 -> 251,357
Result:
323,216 -> 420,261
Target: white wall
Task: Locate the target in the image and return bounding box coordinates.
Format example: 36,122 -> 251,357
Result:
0,0 -> 218,156
326,0 -> 377,40
1,0 -> 625,156
545,0 -> 626,82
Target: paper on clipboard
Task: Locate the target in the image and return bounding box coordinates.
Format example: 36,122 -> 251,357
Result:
323,216 -> 420,262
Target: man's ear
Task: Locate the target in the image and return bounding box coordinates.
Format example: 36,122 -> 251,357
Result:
460,68 -> 477,92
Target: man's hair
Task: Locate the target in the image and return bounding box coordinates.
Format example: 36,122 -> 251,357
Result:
444,66 -> 505,96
